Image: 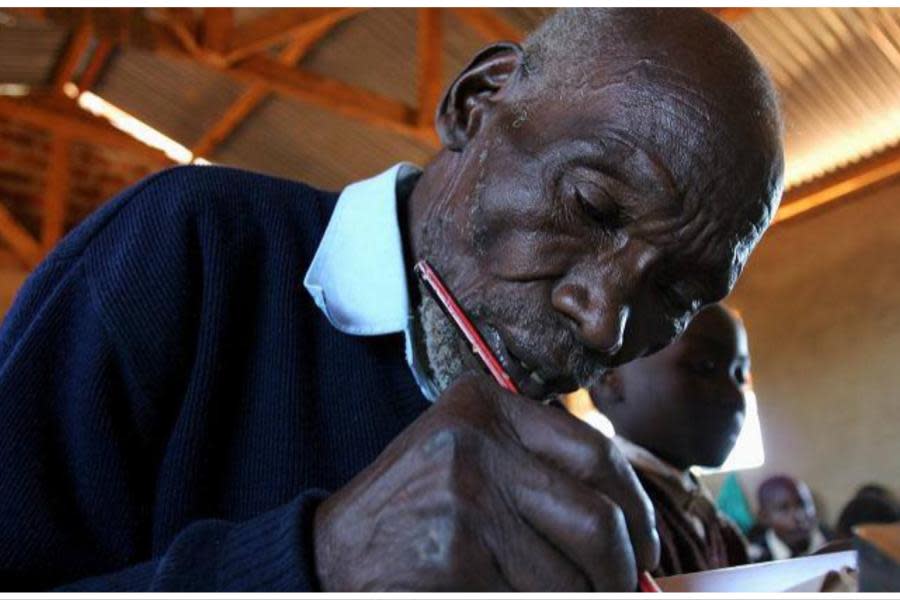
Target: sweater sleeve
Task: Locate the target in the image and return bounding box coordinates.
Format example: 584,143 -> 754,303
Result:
60,490 -> 328,591
0,167 -> 329,591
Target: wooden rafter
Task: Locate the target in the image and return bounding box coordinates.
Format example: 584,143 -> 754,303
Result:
164,8 -> 203,59
224,8 -> 363,65
11,8 -> 439,147
775,143 -> 900,224
3,7 -> 45,20
0,96 -> 170,164
449,8 -> 524,43
0,249 -> 29,270
201,8 -> 232,54
3,9 -> 189,63
0,203 -> 42,270
705,8 -> 754,22
77,38 -> 115,92
191,87 -> 268,159
41,135 -> 70,251
230,55 -> 436,145
52,17 -> 93,92
191,11 -> 355,157
416,8 -> 443,129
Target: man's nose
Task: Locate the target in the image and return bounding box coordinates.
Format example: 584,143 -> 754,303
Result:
551,282 -> 630,355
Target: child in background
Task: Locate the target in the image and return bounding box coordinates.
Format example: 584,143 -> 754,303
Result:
591,304 -> 751,576
836,484 -> 900,539
748,475 -> 830,561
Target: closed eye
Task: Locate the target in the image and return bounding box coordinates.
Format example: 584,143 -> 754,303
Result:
575,186 -> 622,231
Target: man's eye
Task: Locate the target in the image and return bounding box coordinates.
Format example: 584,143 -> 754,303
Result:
574,186 -> 621,230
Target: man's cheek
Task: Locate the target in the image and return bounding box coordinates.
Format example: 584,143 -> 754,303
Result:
478,231 -> 578,280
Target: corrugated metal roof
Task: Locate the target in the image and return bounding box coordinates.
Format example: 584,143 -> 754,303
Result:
212,94 -> 434,191
302,9 -> 418,106
734,7 -> 900,187
0,13 -> 68,86
5,8 -> 900,197
94,48 -> 246,148
497,8 -> 555,33
442,12 -> 495,89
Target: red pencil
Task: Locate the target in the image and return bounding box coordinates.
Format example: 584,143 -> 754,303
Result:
414,259 -> 661,593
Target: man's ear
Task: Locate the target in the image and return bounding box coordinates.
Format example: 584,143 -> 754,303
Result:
436,42 -> 524,151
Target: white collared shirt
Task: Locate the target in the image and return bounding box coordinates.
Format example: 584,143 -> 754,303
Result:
303,163 -> 438,401
762,526 -> 828,561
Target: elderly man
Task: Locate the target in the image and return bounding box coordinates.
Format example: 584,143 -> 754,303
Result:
0,8 -> 782,592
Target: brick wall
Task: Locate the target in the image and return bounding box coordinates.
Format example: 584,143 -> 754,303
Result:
0,115 -> 164,317
0,115 -> 162,240
0,117 -> 50,238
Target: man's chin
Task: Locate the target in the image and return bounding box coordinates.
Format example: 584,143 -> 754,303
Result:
474,322 -> 581,401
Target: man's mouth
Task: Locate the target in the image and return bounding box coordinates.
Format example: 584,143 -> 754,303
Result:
477,323 -> 576,400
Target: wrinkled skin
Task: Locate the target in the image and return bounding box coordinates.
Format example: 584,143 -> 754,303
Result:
758,477 -> 818,553
405,34 -> 781,400
593,304 -> 752,470
314,373 -> 657,591
315,9 -> 784,591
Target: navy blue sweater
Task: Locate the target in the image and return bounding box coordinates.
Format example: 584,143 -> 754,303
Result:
0,166 -> 431,591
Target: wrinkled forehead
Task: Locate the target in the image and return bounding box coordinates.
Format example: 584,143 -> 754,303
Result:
528,54 -> 744,183
504,56 -> 777,290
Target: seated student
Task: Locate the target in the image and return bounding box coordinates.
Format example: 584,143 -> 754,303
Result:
748,475 -> 829,561
835,484 -> 900,539
590,303 -> 751,576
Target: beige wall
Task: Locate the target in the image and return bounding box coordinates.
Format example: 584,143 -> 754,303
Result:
702,180 -> 900,524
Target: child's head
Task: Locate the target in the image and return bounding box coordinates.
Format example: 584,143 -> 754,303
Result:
591,303 -> 750,470
757,475 -> 818,551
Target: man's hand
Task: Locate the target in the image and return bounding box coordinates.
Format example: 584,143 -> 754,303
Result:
313,373 -> 659,591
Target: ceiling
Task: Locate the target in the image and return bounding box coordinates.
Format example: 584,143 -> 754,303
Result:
1,7 -> 900,269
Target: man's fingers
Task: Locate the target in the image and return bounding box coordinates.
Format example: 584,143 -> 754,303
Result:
486,502 -> 592,591
496,390 -> 660,572
508,461 -> 638,591
399,517 -> 514,592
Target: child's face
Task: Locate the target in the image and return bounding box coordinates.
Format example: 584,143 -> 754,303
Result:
760,481 -> 818,549
597,305 -> 751,470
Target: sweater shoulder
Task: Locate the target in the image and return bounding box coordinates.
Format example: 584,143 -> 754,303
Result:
51,165 -> 339,263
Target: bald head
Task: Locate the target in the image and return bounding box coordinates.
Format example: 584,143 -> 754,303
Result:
518,9 -> 784,279
521,8 -> 780,138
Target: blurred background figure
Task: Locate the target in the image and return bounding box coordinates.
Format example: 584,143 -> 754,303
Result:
749,475 -> 830,561
591,304 -> 752,576
836,484 -> 900,539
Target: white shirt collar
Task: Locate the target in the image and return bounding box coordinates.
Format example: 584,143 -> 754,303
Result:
303,163 -> 438,401
766,526 -> 828,561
